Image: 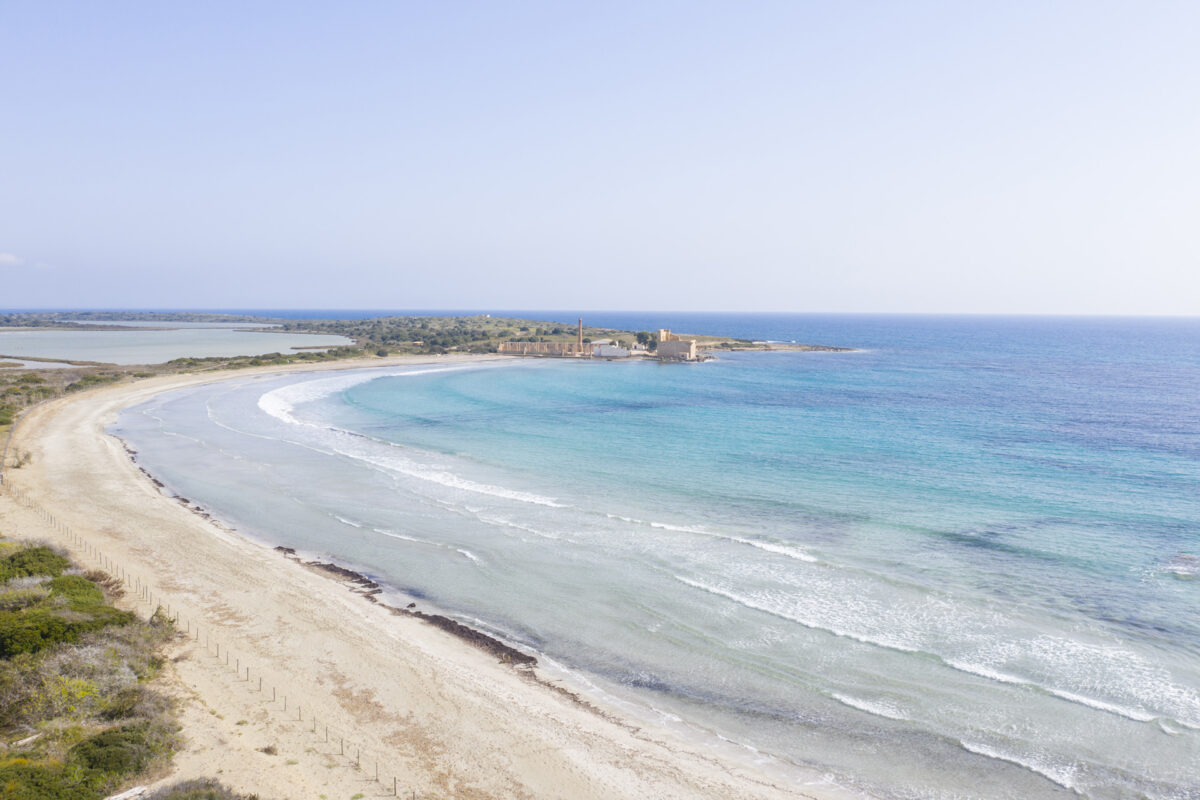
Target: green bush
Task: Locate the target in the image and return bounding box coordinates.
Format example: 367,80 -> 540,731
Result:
46,574 -> 105,608
0,724 -> 165,800
65,374 -> 120,392
70,723 -> 154,774
0,547 -> 71,582
0,584 -> 50,611
148,778 -> 262,799
0,609 -> 71,657
0,598 -> 134,658
0,761 -> 103,800
0,539 -> 185,800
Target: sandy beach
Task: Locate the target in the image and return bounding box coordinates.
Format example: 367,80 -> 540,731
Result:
0,355 -> 840,800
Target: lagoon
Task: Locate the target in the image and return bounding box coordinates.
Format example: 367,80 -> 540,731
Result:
0,325 -> 352,365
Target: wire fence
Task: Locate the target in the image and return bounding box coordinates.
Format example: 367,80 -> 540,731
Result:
1,479 -> 430,799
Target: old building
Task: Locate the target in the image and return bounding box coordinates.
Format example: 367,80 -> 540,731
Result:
656,329 -> 699,361
657,338 -> 698,360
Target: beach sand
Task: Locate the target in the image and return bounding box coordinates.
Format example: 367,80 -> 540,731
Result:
0,355 -> 843,800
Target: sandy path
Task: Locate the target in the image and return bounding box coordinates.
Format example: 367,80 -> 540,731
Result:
0,356 -> 841,800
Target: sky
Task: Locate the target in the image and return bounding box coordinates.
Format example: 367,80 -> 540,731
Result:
1,1 -> 1198,314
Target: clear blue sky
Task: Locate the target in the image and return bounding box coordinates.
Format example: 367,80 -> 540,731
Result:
2,2 -> 1197,314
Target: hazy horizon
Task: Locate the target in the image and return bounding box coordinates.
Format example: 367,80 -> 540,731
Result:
3,3 -> 1198,316
6,307 -> 1200,322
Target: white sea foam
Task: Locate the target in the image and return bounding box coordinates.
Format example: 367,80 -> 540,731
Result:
1157,719 -> 1184,736
726,535 -> 818,562
611,515 -> 817,562
256,369 -> 569,509
343,447 -> 568,508
959,740 -> 1082,794
372,528 -> 482,566
944,658 -> 1157,723
372,528 -> 432,546
473,513 -> 562,540
684,575 -> 1194,731
650,521 -> 710,534
674,575 -> 922,654
830,693 -> 909,722
333,514 -> 363,528
256,364 -> 490,427
1048,688 -> 1157,724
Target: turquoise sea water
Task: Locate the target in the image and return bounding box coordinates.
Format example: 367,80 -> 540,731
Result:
117,315 -> 1200,799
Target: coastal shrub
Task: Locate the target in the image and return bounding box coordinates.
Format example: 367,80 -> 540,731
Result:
70,723 -> 154,774
12,605 -> 135,656
0,583 -> 50,611
0,539 -> 182,800
46,574 -> 106,608
0,620 -> 171,728
147,778 -> 262,799
0,569 -> 135,658
0,761 -> 103,800
0,546 -> 71,582
65,374 -> 120,392
0,722 -> 173,800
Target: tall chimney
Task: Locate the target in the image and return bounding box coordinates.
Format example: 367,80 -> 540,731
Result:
577,318 -> 583,350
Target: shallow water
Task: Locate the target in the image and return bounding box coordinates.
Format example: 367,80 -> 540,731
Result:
116,315 -> 1200,799
0,326 -> 350,364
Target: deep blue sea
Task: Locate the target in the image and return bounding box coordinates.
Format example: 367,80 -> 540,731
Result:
116,314 -> 1200,799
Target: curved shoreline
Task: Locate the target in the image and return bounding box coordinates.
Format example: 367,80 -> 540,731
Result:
1,355 -> 842,800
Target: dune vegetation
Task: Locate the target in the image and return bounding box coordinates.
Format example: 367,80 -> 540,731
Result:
0,537 -> 257,799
